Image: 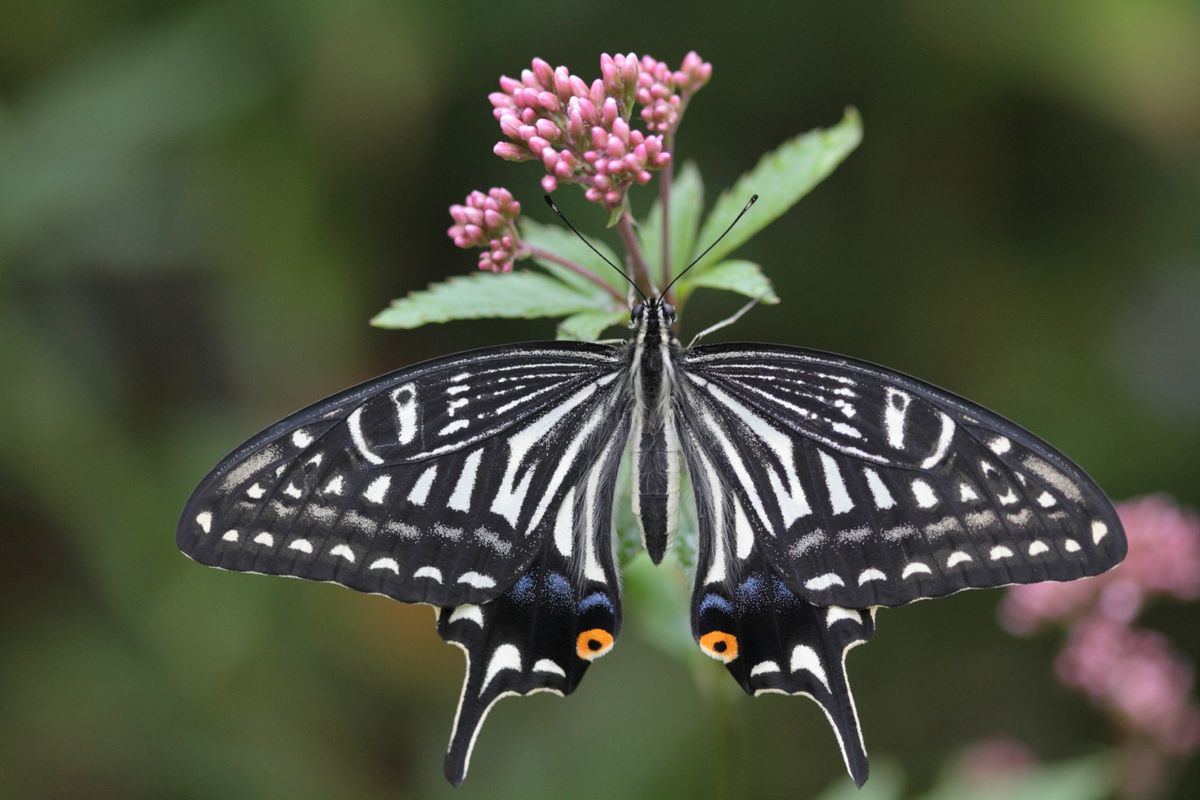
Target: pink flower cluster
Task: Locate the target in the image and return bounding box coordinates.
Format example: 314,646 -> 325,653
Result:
488,53 -> 691,209
999,494 -> 1200,759
447,188 -> 522,273
1057,617 -> 1200,755
637,52 -> 713,134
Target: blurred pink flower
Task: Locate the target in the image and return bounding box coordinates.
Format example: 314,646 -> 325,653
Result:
488,54 -> 675,210
447,188 -> 521,273
955,736 -> 1037,786
1056,616 -> 1200,755
999,494 -> 1200,634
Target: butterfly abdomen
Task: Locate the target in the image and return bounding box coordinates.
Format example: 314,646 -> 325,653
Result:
630,306 -> 682,563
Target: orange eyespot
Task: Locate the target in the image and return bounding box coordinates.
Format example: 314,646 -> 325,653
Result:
575,628 -> 614,661
699,630 -> 739,663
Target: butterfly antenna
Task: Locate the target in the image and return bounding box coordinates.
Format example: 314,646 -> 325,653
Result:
660,194 -> 758,299
543,195 -> 647,303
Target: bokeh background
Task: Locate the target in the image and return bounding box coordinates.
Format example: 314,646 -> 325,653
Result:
2,1 -> 1198,798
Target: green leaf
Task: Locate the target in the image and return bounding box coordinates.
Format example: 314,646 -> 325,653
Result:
518,217 -> 626,294
556,309 -> 628,341
370,270 -> 597,328
690,108 -> 862,274
675,259 -> 779,306
639,161 -> 705,281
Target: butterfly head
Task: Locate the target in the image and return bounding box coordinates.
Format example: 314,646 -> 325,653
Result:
630,300 -> 677,330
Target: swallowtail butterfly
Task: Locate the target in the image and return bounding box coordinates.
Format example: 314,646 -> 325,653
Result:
178,199 -> 1126,786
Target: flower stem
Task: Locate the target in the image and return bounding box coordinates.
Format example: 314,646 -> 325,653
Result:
659,130 -> 674,300
523,245 -> 626,303
616,211 -> 654,299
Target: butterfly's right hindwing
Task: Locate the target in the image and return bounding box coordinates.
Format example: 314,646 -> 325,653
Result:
177,343 -> 630,607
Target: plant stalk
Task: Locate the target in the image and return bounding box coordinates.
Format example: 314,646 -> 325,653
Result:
522,245 -> 626,304
615,211 -> 654,300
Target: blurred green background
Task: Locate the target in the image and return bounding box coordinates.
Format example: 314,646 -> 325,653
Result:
2,1 -> 1198,798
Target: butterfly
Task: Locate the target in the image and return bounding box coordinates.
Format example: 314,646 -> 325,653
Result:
177,197 -> 1126,787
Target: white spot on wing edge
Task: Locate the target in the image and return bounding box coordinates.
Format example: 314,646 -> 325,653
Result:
246,483 -> 265,499
989,545 -> 1014,560
457,571 -> 496,589
804,573 -> 844,591
288,538 -> 313,554
1064,538 -> 1081,553
989,436 -> 1012,454
789,645 -> 830,691
533,659 -> 566,677
221,529 -> 239,542
857,568 -> 886,585
448,604 -> 484,626
826,606 -> 861,626
195,511 -> 212,533
750,660 -> 780,677
1028,540 -> 1050,556
414,566 -> 443,583
252,532 -> 275,547
330,544 -> 356,563
291,429 -> 313,448
480,643 -> 522,694
946,551 -> 972,568
1091,521 -> 1108,544
901,562 -> 932,579
369,557 -> 400,574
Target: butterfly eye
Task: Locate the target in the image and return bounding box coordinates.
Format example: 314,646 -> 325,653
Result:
698,630 -> 739,663
662,303 -> 677,322
575,628 -> 614,661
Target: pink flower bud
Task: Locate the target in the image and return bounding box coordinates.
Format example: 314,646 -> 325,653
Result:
499,114 -> 522,140
541,147 -> 558,170
584,187 -> 602,203
569,75 -> 589,97
612,117 -> 630,142
606,137 -> 626,158
488,92 -> 512,109
492,142 -> 526,161
601,97 -> 618,126
499,75 -> 520,93
484,209 -> 503,229
554,67 -> 573,99
520,68 -> 538,89
541,174 -> 557,193
537,91 -> 560,112
531,57 -> 554,88
636,170 -> 652,184
535,118 -> 561,140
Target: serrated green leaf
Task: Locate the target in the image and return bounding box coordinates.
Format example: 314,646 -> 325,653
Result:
639,161 -> 704,281
556,309 -> 628,341
676,259 -> 779,306
370,270 -> 596,328
518,217 -> 626,295
691,108 -> 862,274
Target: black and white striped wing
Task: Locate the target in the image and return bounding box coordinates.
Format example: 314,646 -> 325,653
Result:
177,343 -> 631,609
677,344 -> 1126,609
682,425 -> 876,786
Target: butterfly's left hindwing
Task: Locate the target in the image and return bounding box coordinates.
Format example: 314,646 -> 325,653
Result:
678,344 -> 1127,609
437,416 -> 628,785
177,343 -> 630,608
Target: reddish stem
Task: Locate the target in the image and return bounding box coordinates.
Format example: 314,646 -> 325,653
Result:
522,245 -> 625,303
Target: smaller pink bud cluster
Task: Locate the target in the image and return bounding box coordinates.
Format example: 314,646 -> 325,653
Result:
489,54 -> 674,210
999,494 -> 1200,763
637,51 -> 713,134
447,188 -> 522,273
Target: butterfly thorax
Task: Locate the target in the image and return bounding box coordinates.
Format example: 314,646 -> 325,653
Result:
628,302 -> 682,564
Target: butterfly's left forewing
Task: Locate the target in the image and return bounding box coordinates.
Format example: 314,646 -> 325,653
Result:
178,343 -> 629,608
